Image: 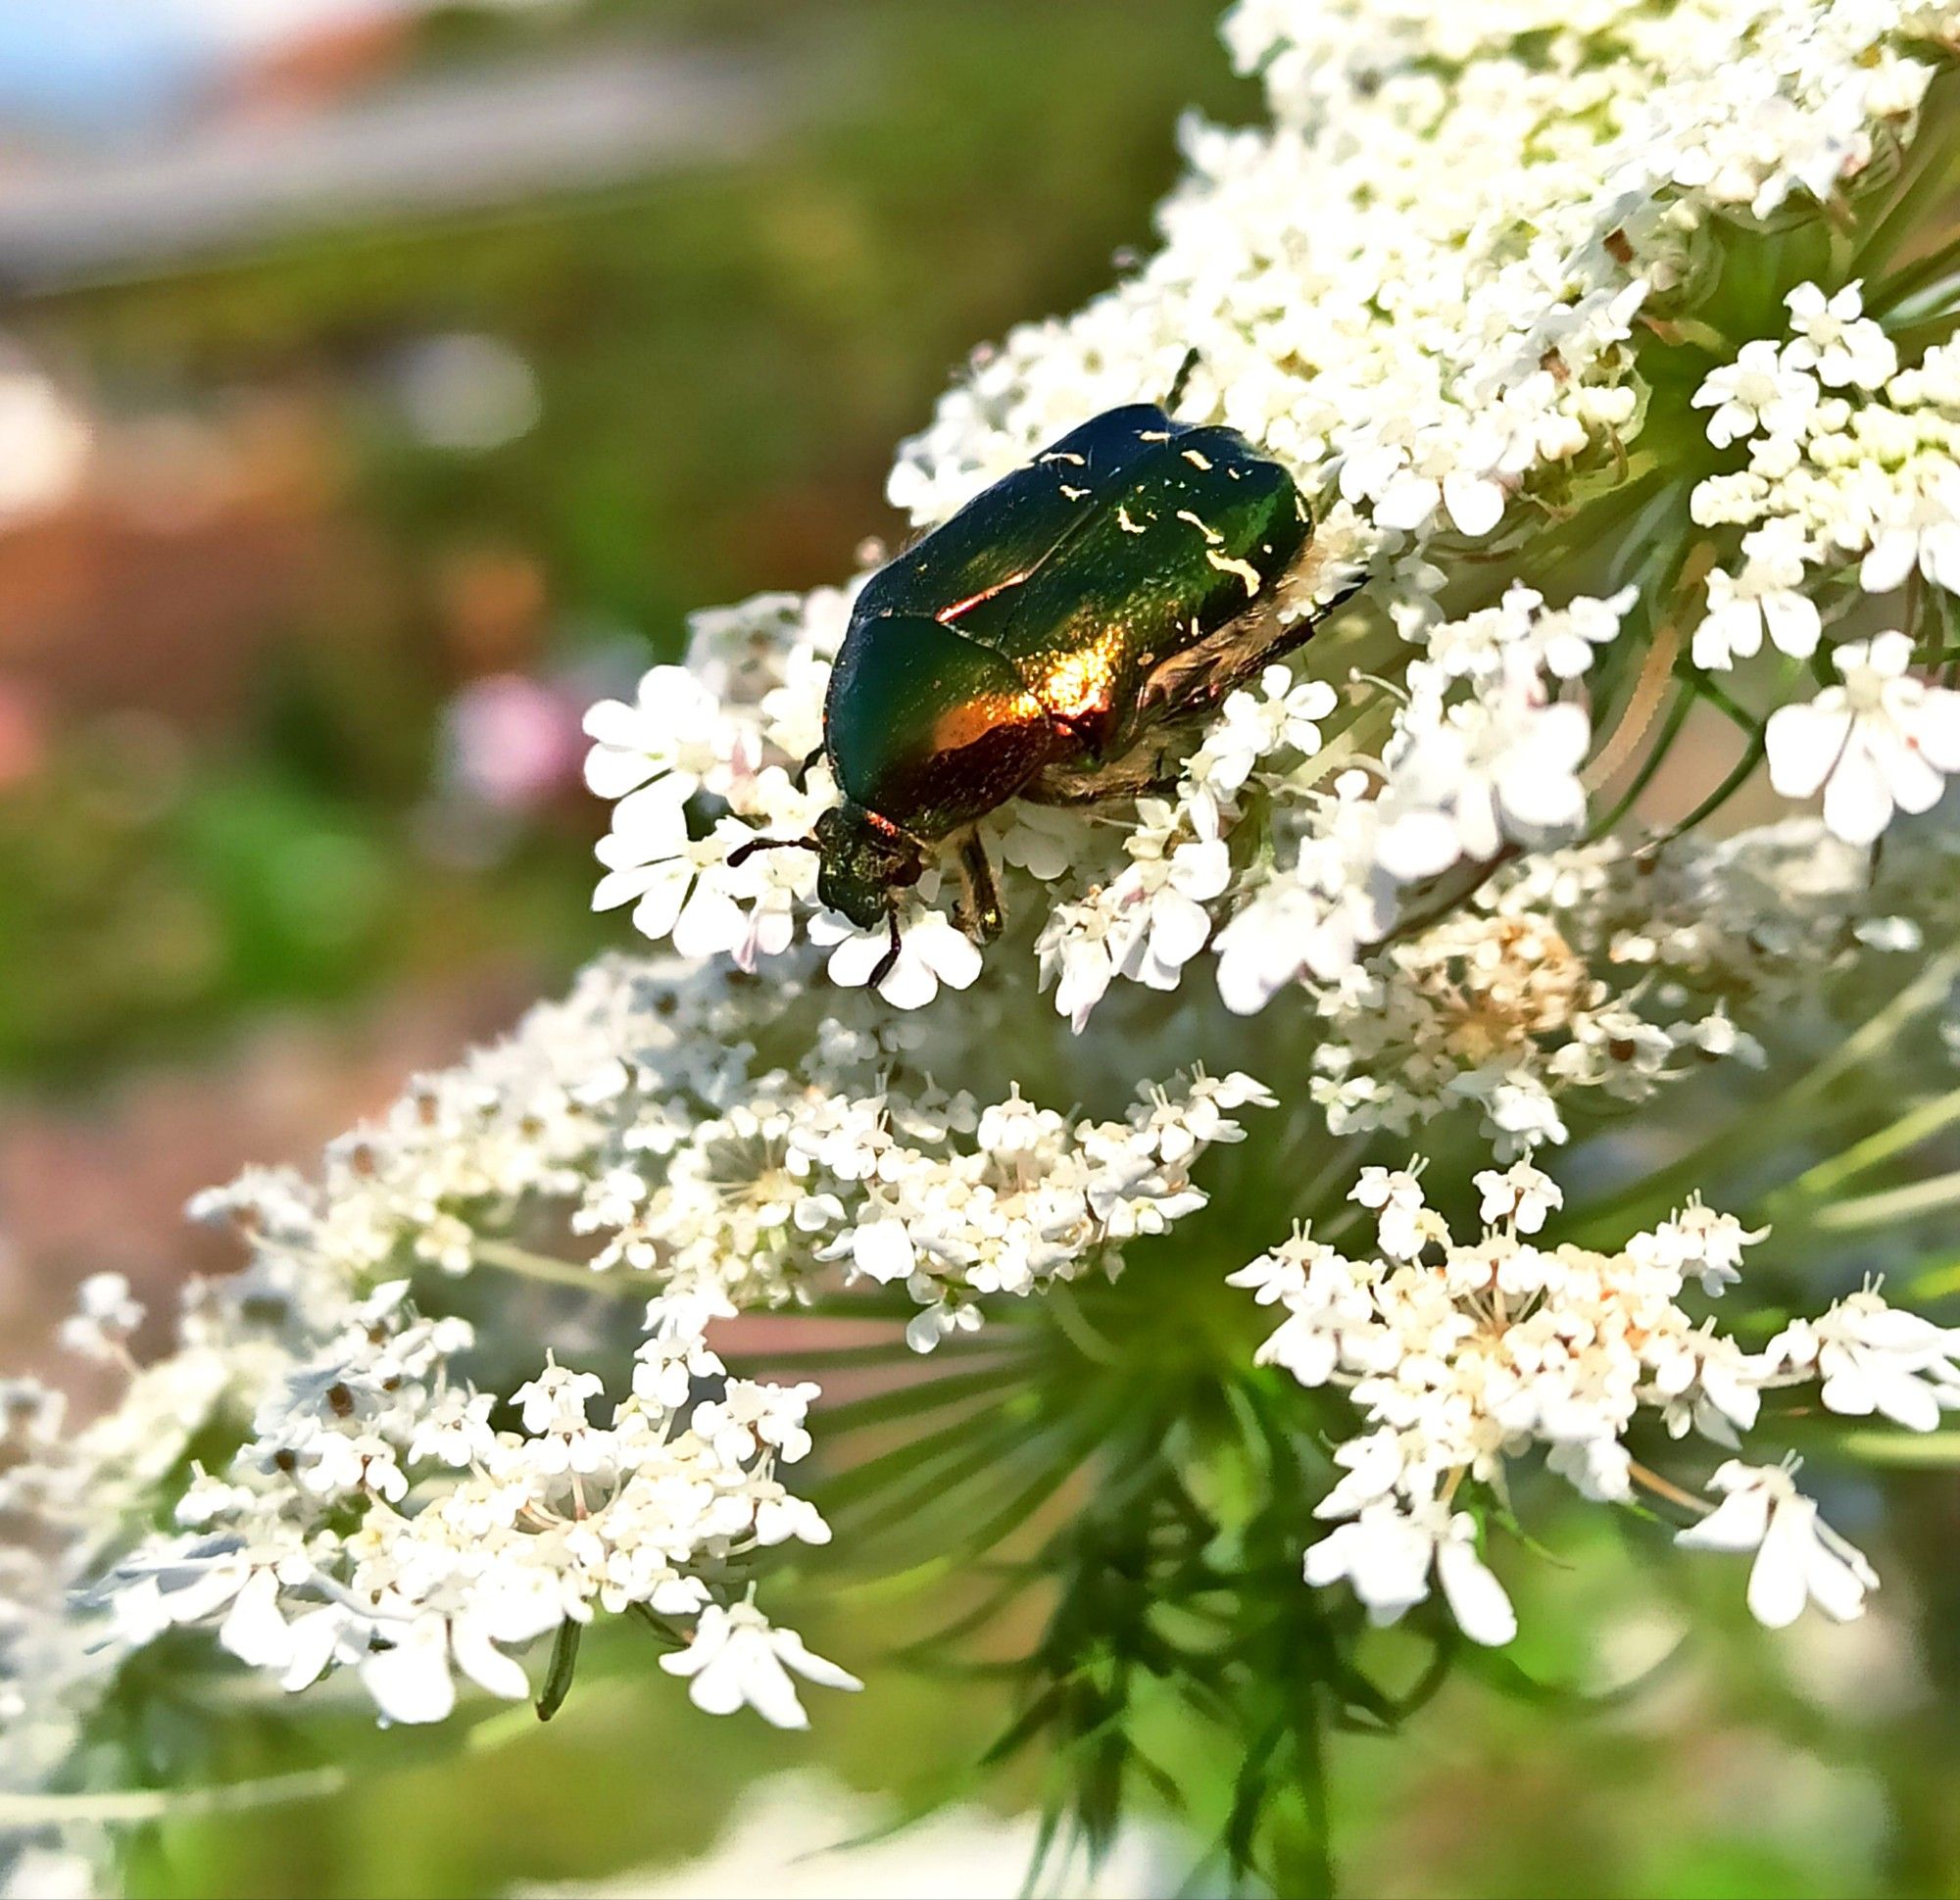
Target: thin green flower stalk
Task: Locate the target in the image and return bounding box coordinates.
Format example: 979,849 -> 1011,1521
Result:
7,1 -> 1960,1895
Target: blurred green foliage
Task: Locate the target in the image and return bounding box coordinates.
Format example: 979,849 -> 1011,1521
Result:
0,0 -> 1250,1085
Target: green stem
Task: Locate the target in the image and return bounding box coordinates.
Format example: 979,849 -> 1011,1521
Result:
1637,725 -> 1765,852
1681,666 -> 1760,735
1045,1283 -> 1123,1367
794,1291 -> 942,1324
1883,310 -> 1960,360
1855,76 -> 1960,283
0,1767 -> 346,1827
1808,1172 -> 1960,1233
1785,951 -> 1960,1116
471,1238 -> 623,1293
1837,1430 -> 1960,1467
625,1601 -> 685,1649
1784,1085 -> 1960,1202
815,1361 -> 1030,1435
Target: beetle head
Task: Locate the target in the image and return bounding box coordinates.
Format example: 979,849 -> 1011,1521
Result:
814,804 -> 922,930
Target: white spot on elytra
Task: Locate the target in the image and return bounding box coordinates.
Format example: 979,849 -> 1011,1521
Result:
1206,548 -> 1263,596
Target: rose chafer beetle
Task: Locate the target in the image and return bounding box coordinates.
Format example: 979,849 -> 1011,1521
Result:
736,360 -> 1351,985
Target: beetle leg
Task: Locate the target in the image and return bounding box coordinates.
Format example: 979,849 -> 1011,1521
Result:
868,906 -> 905,992
1164,347 -> 1200,413
791,745 -> 824,792
1023,747 -> 1180,805
726,834 -> 820,867
1146,573 -> 1367,727
952,830 -> 1004,944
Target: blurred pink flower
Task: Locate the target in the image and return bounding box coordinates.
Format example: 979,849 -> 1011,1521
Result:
439,671 -> 585,812
0,679 -> 47,788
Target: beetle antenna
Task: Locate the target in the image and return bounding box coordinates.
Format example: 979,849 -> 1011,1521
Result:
868,907 -> 904,991
1165,347 -> 1200,413
726,835 -> 820,868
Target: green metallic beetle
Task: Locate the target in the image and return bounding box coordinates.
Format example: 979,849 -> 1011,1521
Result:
735,363 -> 1350,985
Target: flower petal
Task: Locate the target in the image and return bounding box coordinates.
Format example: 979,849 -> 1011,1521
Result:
1765,701 -> 1851,802
360,1617 -> 457,1725
1820,745 -> 1893,845
1437,1528 -> 1517,1646
1745,1500 -> 1813,1629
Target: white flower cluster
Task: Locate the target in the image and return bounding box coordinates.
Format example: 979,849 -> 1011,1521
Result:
0,1380 -> 115,1796
0,965 -> 785,1773
1292,810 -> 1960,1151
0,929 -> 1274,1770
5,1260 -> 853,1751
1555,811 -> 1960,990
575,0 -> 1954,1029
27,819 -> 1934,1761
90,1282 -> 851,1731
583,597 -> 837,970
2,1291 -> 336,1795
1229,1 -> 1945,228
184,952 -> 685,1284
1692,290 -> 1955,646
1206,587 -> 1634,1025
1767,632 -> 1960,845
11,0 -> 1960,1860
900,2 -> 1942,543
575,1052 -> 1274,1353
56,1272 -> 143,1364
1234,1157 -> 1960,1644
1689,288 -> 1960,842
1301,874 -> 1737,1154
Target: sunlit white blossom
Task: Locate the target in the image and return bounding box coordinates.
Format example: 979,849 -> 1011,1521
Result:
660,1601 -> 861,1729
58,1272 -> 144,1363
1693,520 -> 1822,669
583,664 -> 754,804
810,906 -> 984,1011
1770,1289 -> 1960,1431
1241,1148 -> 1915,1645
1303,1501 -> 1516,1646
1783,282 -> 1898,392
1678,1459 -> 1879,1629
1693,341 -> 1821,448
1766,633 -> 1960,845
